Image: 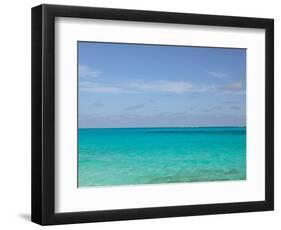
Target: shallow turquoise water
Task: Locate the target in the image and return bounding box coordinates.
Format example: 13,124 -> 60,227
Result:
78,127 -> 246,187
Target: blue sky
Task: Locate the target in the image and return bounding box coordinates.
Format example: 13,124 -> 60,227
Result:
78,42 -> 246,128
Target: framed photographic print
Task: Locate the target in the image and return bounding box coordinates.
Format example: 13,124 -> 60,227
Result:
31,4 -> 274,225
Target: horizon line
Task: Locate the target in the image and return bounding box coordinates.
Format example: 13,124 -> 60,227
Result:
78,125 -> 246,129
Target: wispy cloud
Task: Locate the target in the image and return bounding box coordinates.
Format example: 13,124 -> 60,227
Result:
124,104 -> 145,111
80,77 -> 245,95
207,71 -> 229,79
80,80 -> 214,94
220,81 -> 244,92
127,81 -> 194,93
79,64 -> 102,78
79,82 -> 135,93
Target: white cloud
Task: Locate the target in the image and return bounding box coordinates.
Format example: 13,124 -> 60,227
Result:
79,79 -> 244,95
221,81 -> 244,92
128,81 -> 194,93
207,71 -> 229,79
79,82 -> 132,93
79,64 -> 102,78
80,80 -> 204,94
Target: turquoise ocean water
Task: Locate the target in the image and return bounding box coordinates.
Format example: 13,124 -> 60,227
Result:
78,127 -> 246,187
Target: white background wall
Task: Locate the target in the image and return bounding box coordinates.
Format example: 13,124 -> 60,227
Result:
0,0 -> 278,229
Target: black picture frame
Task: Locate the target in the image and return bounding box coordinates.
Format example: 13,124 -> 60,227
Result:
31,4 -> 274,225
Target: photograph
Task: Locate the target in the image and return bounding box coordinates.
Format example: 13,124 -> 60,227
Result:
31,4 -> 274,225
78,42 -> 247,187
